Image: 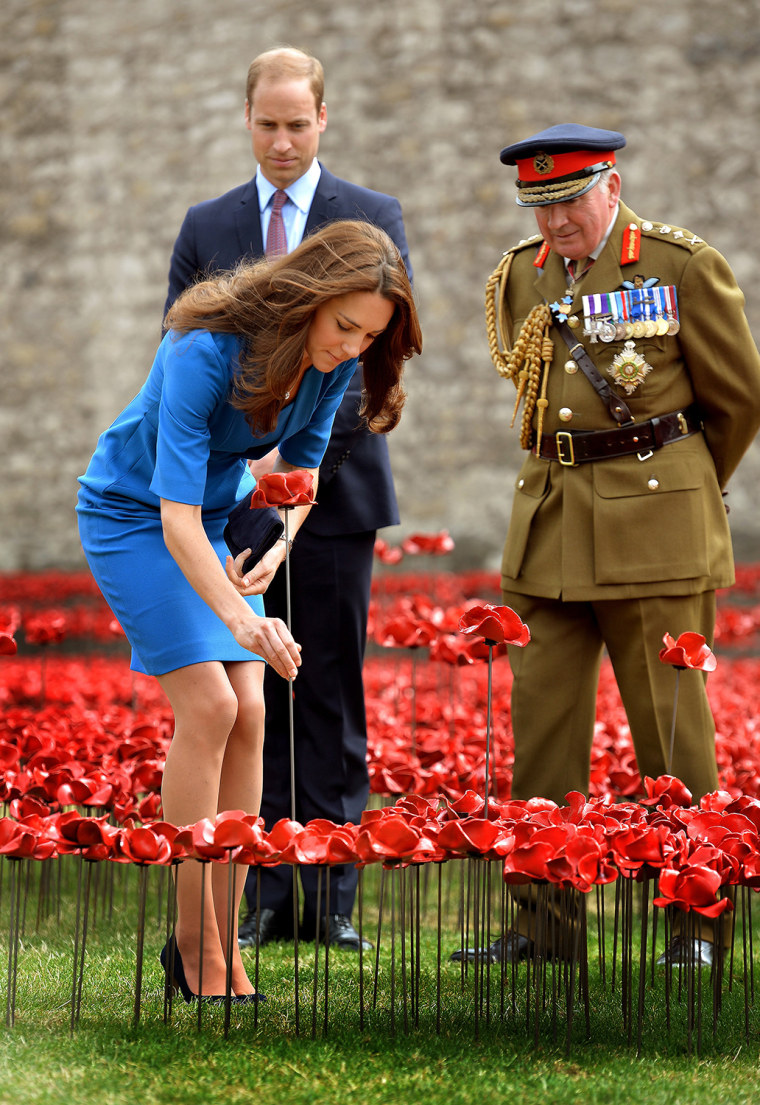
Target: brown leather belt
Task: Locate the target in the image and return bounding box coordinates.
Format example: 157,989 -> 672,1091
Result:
533,405 -> 702,466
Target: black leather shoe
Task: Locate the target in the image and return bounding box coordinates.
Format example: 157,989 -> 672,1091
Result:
449,931 -> 533,964
656,936 -> 718,968
303,913 -> 373,951
238,908 -> 293,949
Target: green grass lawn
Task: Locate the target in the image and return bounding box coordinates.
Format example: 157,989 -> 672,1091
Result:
1,857 -> 760,1105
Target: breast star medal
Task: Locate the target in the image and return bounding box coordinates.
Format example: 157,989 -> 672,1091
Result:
608,340 -> 653,394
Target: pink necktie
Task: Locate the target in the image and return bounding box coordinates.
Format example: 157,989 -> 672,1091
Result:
265,190 -> 288,257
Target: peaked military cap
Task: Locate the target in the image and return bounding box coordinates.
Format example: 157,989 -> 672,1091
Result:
500,124 -> 626,207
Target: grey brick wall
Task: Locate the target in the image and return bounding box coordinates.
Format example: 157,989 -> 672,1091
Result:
3,0 -> 759,570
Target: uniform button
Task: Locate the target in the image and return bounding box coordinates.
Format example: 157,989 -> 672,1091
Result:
564,359 -> 578,374
517,478 -> 525,489
647,478 -> 660,491
558,407 -> 573,422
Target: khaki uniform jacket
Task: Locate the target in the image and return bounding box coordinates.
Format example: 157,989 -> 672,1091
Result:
499,202 -> 760,601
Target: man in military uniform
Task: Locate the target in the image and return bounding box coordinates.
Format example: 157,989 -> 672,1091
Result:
485,124 -> 760,965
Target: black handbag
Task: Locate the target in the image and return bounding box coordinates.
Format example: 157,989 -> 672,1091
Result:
223,492 -> 284,574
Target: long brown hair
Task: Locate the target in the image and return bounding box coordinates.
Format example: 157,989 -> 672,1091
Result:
164,220 -> 421,434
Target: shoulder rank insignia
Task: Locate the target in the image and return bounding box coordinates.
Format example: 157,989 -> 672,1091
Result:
533,240 -> 550,269
639,220 -> 703,246
621,222 -> 641,265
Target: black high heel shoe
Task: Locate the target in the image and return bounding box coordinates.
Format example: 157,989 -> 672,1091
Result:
160,937 -> 226,1004
160,937 -> 266,1004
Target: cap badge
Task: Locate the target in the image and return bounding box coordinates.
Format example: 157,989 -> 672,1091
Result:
533,152 -> 554,175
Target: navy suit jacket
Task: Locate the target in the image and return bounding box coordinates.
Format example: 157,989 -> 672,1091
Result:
164,165 -> 412,537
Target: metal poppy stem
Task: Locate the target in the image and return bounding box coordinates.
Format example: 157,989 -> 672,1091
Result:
281,507 -> 302,1032
323,866 -> 331,1037
399,865 -> 409,1035
132,863 -> 149,1026
435,863 -> 442,1035
196,861 -> 207,1034
636,875 -> 649,1058
5,858 -> 21,1028
71,855 -> 93,1032
312,866 -> 322,1039
163,862 -> 179,1024
358,870 -> 365,1030
254,868 -> 262,1028
224,860 -> 236,1038
666,667 -> 683,774
283,508 -> 297,821
283,509 -> 292,628
484,639 -> 496,818
372,869 -> 387,1011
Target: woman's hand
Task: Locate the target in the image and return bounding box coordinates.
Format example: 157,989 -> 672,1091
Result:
232,612 -> 301,680
225,541 -> 286,595
159,499 -> 297,676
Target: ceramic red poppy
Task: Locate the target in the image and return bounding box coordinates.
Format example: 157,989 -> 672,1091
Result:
9,794 -> 51,819
401,531 -> 455,556
259,817 -> 304,862
658,631 -> 717,671
249,470 -> 315,506
374,538 -> 404,565
0,815 -> 56,860
377,613 -> 437,650
47,811 -> 117,860
641,774 -> 693,808
0,606 -> 20,656
24,611 -> 69,646
607,822 -> 675,877
354,812 -> 422,865
458,603 -> 530,647
436,816 -> 504,857
115,824 -> 176,865
653,863 -> 733,917
428,634 -> 475,666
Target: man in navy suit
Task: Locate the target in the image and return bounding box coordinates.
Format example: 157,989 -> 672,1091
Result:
164,47 -> 412,951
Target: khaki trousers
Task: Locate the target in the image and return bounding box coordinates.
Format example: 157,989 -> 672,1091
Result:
502,589 -> 719,805
502,589 -> 725,947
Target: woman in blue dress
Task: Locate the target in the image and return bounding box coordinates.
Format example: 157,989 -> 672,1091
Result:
77,221 -> 421,1001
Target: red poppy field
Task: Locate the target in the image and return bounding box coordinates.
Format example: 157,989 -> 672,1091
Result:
3,552 -> 760,1049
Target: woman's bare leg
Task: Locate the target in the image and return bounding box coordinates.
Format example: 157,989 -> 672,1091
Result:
211,660 -> 266,994
158,660 -> 240,996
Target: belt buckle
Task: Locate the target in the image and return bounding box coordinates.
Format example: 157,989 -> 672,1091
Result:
555,431 -> 576,467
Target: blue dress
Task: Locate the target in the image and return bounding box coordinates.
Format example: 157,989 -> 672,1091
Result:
77,329 -> 356,675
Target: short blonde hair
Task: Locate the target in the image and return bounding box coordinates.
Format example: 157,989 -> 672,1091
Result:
246,47 -> 324,115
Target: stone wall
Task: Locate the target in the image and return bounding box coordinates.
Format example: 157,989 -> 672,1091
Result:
3,0 -> 759,571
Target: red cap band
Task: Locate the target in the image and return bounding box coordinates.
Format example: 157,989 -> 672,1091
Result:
516,148 -> 616,183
